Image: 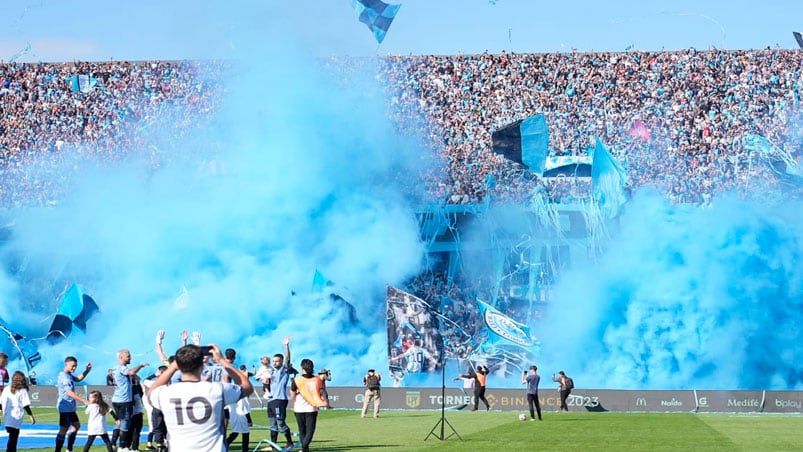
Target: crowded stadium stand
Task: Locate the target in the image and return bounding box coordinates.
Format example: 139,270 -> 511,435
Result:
3,50 -> 801,318
2,47 -> 802,386
3,49 -> 801,209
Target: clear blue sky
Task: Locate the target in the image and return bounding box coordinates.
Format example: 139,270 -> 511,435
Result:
1,0 -> 801,62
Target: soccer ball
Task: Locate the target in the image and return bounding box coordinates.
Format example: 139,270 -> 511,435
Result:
518,413 -> 527,421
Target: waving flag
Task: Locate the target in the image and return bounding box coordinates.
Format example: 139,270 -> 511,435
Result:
745,134 -> 803,185
312,269 -> 335,292
591,138 -> 629,219
491,114 -> 550,174
628,119 -> 651,142
0,322 -> 41,371
66,74 -> 98,93
386,286 -> 445,372
7,41 -> 31,63
476,299 -> 534,347
351,0 -> 401,44
311,270 -> 357,323
172,286 -> 190,311
794,31 -> 803,49
47,283 -> 99,343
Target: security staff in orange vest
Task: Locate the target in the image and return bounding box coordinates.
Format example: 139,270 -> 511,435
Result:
461,364 -> 490,411
290,359 -> 328,452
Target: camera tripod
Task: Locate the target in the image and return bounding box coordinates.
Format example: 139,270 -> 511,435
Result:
425,360 -> 463,441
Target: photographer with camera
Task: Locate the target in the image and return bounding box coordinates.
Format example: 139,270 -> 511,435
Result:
147,344 -> 253,451
318,368 -> 332,407
552,370 -> 572,413
522,365 -> 542,421
360,369 -> 382,418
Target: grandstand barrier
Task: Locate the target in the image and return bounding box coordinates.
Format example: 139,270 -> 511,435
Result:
26,386 -> 803,413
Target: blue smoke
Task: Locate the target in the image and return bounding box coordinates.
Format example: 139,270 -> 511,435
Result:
0,4 -> 431,385
538,190 -> 803,389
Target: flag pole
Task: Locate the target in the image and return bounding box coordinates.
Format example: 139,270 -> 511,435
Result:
0,325 -> 33,374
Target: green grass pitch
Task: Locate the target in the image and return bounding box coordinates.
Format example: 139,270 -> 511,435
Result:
16,407 -> 803,451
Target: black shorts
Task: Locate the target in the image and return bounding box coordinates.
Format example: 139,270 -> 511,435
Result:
59,411 -> 80,427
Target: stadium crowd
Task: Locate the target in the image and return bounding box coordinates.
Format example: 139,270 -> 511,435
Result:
0,60 -> 226,206
2,48 -> 802,207
380,48 -> 803,205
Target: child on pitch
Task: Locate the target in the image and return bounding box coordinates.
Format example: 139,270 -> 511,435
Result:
83,390 -> 117,452
226,396 -> 252,452
0,371 -> 36,452
226,363 -> 253,451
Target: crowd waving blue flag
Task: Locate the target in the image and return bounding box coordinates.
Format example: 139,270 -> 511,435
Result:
351,0 -> 401,44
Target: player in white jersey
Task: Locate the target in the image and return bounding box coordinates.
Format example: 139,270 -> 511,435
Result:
389,340 -> 435,373
147,344 -> 253,452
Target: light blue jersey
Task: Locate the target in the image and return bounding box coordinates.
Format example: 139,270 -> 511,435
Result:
268,365 -> 290,400
57,371 -> 78,413
112,364 -> 133,403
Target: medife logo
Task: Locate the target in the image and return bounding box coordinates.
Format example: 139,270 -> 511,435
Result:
727,398 -> 760,408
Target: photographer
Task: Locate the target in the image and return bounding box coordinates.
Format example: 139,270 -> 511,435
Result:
552,370 -> 572,413
522,365 -> 542,421
147,344 -> 253,451
360,369 -> 381,418
318,368 -> 332,407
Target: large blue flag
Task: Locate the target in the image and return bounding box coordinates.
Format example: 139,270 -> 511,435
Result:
490,115 -> 549,174
47,283 -> 99,343
351,0 -> 401,44
476,299 -> 534,347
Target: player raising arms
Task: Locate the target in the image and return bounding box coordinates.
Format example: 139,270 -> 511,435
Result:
147,344 -> 253,452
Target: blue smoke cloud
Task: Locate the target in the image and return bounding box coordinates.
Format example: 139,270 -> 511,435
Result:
0,4 -> 431,385
538,190 -> 803,389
